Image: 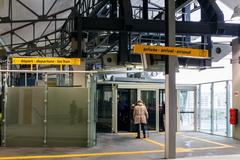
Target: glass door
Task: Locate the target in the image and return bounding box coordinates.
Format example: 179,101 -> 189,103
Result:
117,89 -> 137,132
178,90 -> 195,131
139,90 -> 158,131
96,85 -> 112,133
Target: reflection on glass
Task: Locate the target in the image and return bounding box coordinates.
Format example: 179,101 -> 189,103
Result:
213,82 -> 227,136
141,91 -> 156,130
6,87 -> 44,146
179,90 -> 194,131
96,85 -> 112,132
47,87 -> 89,146
200,84 -> 212,133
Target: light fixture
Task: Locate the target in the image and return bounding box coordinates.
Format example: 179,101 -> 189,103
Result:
231,5 -> 240,20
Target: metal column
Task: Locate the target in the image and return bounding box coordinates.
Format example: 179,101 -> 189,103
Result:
143,0 -> 148,19
226,81 -> 230,137
88,74 -> 97,146
211,82 -> 214,134
198,85 -> 201,131
112,84 -> 118,133
193,87 -> 198,132
182,5 -> 191,45
43,73 -> 48,145
1,73 -> 7,146
110,0 -> 117,18
165,0 -> 177,159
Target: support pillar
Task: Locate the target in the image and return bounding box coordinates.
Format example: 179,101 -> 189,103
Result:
165,0 -> 177,159
143,0 -> 148,19
71,33 -> 87,87
232,38 -> 240,139
72,59 -> 86,87
110,0 -> 117,18
182,5 -> 191,45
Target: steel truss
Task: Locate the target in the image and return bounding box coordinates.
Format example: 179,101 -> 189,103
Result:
0,0 -> 239,67
0,0 -> 103,57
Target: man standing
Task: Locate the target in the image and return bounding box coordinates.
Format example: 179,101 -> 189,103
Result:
133,100 -> 149,138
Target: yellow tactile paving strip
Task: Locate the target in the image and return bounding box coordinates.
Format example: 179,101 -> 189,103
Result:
0,150 -> 164,160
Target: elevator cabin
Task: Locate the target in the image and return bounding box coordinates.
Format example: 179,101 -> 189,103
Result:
96,81 -> 197,133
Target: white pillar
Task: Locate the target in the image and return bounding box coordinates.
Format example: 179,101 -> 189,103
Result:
72,59 -> 86,87
232,38 -> 240,139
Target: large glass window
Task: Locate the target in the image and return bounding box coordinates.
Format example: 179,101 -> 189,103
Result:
179,90 -> 195,131
198,81 -> 232,137
213,82 -> 227,136
200,84 -> 212,133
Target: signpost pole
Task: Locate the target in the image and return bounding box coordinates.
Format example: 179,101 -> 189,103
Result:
165,0 -> 177,159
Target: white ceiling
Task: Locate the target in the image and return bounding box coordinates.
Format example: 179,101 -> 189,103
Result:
219,0 -> 239,9
0,0 -> 74,48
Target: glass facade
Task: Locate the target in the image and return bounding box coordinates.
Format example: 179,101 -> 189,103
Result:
199,84 -> 212,133
179,90 -> 195,131
2,79 -> 233,148
199,81 -> 232,137
213,82 -> 227,136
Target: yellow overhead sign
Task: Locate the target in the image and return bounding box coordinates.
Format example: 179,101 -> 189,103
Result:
12,57 -> 81,65
133,44 -> 208,58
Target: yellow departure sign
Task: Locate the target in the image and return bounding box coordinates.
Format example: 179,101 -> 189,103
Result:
12,57 -> 81,65
133,44 -> 208,58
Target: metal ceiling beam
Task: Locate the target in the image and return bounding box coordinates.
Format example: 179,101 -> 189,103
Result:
118,0 -> 132,64
198,0 -> 224,22
80,17 -> 240,36
176,0 -> 194,12
143,0 -> 148,19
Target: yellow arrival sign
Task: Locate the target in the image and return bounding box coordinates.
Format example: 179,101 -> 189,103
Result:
12,57 -> 81,65
133,44 -> 208,58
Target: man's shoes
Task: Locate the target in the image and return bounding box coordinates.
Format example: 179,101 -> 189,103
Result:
136,136 -> 140,139
143,135 -> 146,138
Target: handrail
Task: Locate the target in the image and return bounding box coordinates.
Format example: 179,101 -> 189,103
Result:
0,69 -> 144,74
